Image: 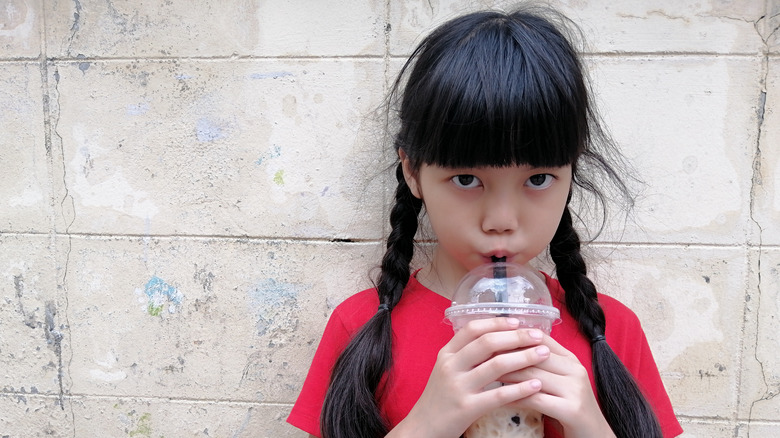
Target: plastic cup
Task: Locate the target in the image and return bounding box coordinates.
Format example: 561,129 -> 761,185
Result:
444,262 -> 561,438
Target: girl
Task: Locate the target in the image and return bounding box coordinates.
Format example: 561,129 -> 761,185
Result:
288,5 -> 682,438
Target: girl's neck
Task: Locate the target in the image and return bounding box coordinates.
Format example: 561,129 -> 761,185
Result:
414,248 -> 467,300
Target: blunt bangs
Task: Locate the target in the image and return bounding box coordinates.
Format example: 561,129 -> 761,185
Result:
396,10 -> 589,170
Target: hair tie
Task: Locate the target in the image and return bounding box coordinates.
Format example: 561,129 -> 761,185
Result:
591,334 -> 606,345
377,303 -> 390,312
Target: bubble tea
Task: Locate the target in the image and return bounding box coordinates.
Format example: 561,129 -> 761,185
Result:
444,262 -> 560,438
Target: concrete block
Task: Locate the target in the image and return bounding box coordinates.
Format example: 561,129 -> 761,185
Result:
0,234 -> 64,397
44,0 -> 387,58
752,57 -> 779,245
68,397 -> 305,437
0,394 -> 72,437
589,56 -> 762,245
0,0 -> 41,58
561,0 -> 766,54
738,249 -> 780,421
0,62 -> 51,233
388,0 -> 766,56
64,235 -> 381,403
742,423 -> 780,438
586,245 -> 748,418
677,421 -> 746,438
51,59 -> 388,239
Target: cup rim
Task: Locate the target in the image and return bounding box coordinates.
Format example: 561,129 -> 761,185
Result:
444,302 -> 561,322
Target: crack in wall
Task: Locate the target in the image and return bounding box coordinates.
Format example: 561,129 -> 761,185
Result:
67,0 -> 83,56
39,52 -> 66,416
745,8 -> 772,436
54,67 -> 76,422
40,4 -> 77,433
756,12 -> 780,45
40,53 -> 75,438
43,62 -> 69,414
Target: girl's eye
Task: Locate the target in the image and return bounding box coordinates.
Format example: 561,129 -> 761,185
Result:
526,174 -> 555,190
451,174 -> 481,189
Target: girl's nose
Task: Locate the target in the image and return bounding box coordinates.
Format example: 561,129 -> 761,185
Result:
481,195 -> 519,234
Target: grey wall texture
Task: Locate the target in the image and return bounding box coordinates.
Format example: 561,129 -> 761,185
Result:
0,0 -> 778,436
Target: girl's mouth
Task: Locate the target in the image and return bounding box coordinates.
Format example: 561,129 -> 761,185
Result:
482,252 -> 513,264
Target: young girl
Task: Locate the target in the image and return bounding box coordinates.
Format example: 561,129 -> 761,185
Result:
288,5 -> 682,438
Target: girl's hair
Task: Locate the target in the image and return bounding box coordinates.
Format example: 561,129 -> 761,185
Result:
321,6 -> 661,438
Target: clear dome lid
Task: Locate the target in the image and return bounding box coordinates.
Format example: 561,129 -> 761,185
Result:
444,262 -> 561,331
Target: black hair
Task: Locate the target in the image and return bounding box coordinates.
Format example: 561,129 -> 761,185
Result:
321,5 -> 661,438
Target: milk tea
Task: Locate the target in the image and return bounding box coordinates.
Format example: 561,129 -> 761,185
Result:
464,406 -> 543,438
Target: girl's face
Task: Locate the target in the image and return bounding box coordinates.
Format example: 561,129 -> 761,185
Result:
402,155 -> 572,296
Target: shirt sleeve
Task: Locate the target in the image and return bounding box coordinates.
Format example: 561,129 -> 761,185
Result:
286,307 -> 352,437
602,295 -> 683,437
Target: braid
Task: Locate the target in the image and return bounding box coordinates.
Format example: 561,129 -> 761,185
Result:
550,206 -> 604,339
377,163 -> 424,310
550,206 -> 662,438
320,163 -> 422,438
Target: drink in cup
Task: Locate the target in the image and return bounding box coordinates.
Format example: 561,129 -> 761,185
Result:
444,262 -> 560,438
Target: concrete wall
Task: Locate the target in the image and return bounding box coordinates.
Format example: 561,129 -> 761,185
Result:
0,0 -> 777,436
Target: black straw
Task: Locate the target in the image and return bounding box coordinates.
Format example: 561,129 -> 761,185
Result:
491,256 -> 507,301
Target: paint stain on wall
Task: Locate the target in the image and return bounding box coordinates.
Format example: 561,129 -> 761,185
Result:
273,169 -> 285,185
12,273 -> 38,329
69,126 -> 160,219
0,0 -> 34,42
282,94 -> 297,118
8,186 -> 43,207
139,276 -> 182,316
126,102 -> 149,116
195,117 -> 227,142
1,1 -> 28,30
250,71 -> 294,80
77,59 -> 90,74
90,350 -> 127,383
255,144 -> 281,165
248,278 -> 304,336
127,412 -> 153,437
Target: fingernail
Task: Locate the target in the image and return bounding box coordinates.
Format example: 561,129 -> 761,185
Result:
529,379 -> 542,390
506,318 -> 520,327
529,329 -> 543,340
535,346 -> 550,357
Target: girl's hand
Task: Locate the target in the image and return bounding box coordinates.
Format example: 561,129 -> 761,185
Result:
502,335 -> 616,438
387,317 -> 549,438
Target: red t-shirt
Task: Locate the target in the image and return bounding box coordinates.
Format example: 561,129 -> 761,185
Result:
287,273 -> 683,437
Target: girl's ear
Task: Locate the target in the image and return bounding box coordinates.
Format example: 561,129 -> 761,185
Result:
398,149 -> 422,199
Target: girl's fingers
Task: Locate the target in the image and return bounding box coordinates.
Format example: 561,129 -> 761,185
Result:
536,334 -> 578,358
443,318 -> 543,358
504,349 -> 573,378
472,378 -> 544,409
444,317 -> 523,352
493,334 -> 581,384
510,377 -> 606,433
434,320 -> 551,400
460,327 -> 544,362
502,364 -> 584,398
469,344 -> 551,390
509,391 -> 562,415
